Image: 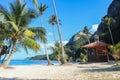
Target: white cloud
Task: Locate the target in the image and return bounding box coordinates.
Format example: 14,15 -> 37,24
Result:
47,32 -> 53,36
90,24 -> 99,33
62,40 -> 69,45
39,43 -> 44,48
47,43 -> 54,47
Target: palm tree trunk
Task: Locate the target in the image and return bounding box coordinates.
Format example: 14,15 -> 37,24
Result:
107,53 -> 109,62
44,43 -> 52,65
0,40 -> 17,68
52,25 -> 56,42
108,25 -> 114,45
40,14 -> 52,65
52,0 -> 67,64
40,15 -> 42,27
57,58 -> 61,65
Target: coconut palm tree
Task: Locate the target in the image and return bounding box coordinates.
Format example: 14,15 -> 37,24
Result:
83,26 -> 90,44
50,41 -> 61,64
0,22 -> 40,68
48,15 -> 58,42
39,3 -> 48,27
48,15 -> 61,42
0,0 -> 43,68
50,41 -> 68,64
52,0 -> 67,64
32,0 -> 52,65
102,16 -> 116,45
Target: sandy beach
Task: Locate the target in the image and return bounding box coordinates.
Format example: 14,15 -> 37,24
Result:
0,62 -> 120,80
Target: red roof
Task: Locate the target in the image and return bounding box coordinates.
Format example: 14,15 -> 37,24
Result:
82,41 -> 110,48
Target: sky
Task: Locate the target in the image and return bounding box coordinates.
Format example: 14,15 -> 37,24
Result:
0,0 -> 113,59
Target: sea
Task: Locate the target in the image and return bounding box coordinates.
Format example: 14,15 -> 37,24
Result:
0,60 -> 59,66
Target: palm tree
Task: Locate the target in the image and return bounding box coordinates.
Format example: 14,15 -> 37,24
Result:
0,0 -> 42,68
50,41 -> 68,64
32,0 -> 52,65
109,42 -> 120,65
52,0 -> 67,64
83,26 -> 90,43
39,3 -> 48,27
50,41 -> 61,64
48,15 -> 57,42
48,15 -> 61,42
102,16 -> 116,45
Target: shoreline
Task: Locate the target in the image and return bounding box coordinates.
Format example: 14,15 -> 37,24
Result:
0,62 -> 120,80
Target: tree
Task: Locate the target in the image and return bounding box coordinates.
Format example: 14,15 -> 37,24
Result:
50,41 -> 61,64
83,26 -> 90,43
48,15 -> 57,42
52,0 -> 67,64
32,0 -> 52,65
102,16 -> 116,45
0,0 -> 42,68
109,42 -> 120,65
39,3 -> 48,27
50,41 -> 68,64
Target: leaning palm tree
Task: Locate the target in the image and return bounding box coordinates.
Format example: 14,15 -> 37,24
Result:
0,22 -> 40,68
0,0 -> 42,68
102,16 -> 116,45
83,26 -> 90,44
52,0 -> 67,64
32,0 -> 52,65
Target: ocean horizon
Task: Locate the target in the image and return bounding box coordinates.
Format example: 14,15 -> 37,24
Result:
0,60 -> 59,66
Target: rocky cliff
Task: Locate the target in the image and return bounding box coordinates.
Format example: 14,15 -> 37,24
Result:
65,31 -> 88,60
96,0 -> 120,44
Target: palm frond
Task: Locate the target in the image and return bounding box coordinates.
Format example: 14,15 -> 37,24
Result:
20,9 -> 38,26
0,5 -> 13,21
48,15 -> 61,25
29,27 -> 47,43
23,29 -> 35,37
39,3 -> 48,15
102,16 -> 116,25
7,21 -> 19,31
32,0 -> 39,10
24,46 -> 29,54
22,37 -> 40,52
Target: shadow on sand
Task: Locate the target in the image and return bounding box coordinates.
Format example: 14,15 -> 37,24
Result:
82,66 -> 120,72
0,77 -> 53,80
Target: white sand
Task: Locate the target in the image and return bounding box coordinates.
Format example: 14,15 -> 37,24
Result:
0,62 -> 120,80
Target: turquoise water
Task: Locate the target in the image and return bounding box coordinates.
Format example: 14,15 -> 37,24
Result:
0,60 -> 58,65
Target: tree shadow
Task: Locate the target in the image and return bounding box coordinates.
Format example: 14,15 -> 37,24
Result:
82,66 -> 120,72
0,77 -> 21,80
0,77 -> 53,80
6,67 -> 15,69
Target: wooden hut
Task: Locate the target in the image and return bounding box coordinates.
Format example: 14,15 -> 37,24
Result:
82,41 -> 110,62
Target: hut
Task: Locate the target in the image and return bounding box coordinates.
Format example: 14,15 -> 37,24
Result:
82,35 -> 110,62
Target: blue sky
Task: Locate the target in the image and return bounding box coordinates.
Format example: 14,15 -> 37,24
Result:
0,0 -> 112,59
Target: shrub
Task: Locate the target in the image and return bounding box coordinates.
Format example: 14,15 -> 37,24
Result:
109,42 -> 120,65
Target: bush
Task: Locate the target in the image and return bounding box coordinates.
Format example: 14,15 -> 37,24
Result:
109,42 -> 120,65
80,53 -> 88,62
